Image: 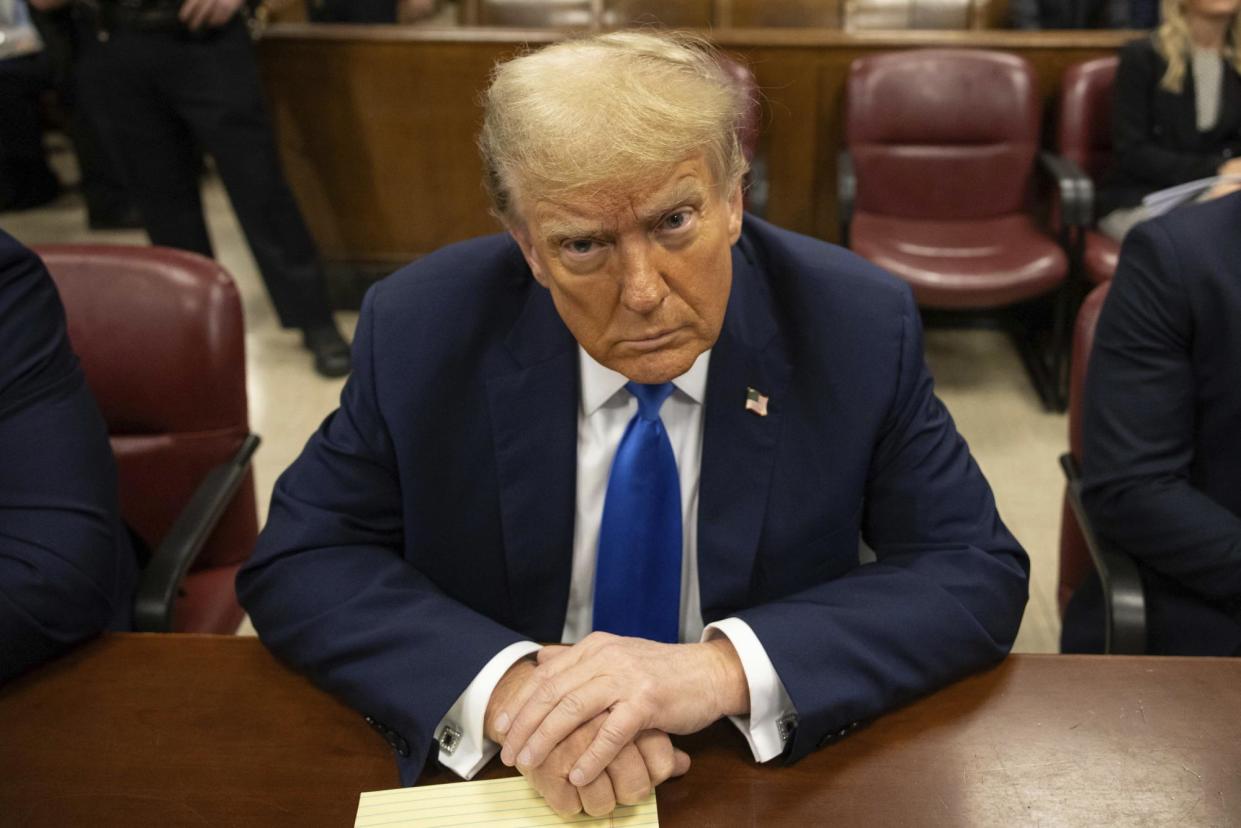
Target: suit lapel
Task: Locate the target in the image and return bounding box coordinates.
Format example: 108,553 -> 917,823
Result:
698,238 -> 792,622
486,283 -> 578,642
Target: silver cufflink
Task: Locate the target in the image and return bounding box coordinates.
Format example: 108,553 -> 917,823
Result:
777,714 -> 798,744
438,724 -> 462,756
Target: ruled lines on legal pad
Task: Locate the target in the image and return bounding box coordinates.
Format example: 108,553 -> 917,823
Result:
354,776 -> 659,827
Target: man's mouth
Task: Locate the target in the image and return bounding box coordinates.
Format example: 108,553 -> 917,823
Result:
621,328 -> 681,352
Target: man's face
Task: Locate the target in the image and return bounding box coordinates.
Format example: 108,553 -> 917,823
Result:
510,155 -> 744,384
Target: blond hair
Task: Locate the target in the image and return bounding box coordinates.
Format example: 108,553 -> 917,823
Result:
1154,0 -> 1241,92
478,30 -> 751,222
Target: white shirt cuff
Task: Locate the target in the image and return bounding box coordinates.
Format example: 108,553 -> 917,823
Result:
703,617 -> 797,763
433,640 -> 542,779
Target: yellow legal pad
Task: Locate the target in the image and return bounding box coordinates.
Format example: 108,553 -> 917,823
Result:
354,775 -> 659,827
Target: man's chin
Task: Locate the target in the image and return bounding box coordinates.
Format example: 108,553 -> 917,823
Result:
611,348 -> 699,385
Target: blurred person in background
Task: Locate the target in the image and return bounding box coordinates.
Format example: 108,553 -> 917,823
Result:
1095,0 -> 1241,240
28,0 -> 352,377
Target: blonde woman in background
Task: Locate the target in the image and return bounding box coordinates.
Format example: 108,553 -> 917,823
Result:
1097,0 -> 1241,240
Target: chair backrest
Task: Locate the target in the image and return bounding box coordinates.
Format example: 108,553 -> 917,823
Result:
845,49 -> 1040,220
1057,56 -> 1118,183
34,244 -> 257,630
1058,280 -> 1111,614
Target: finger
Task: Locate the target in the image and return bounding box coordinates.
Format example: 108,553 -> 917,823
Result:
634,730 -> 677,785
500,657 -> 602,765
516,681 -> 616,771
672,748 -> 692,777
634,732 -> 691,783
207,1 -> 234,27
568,705 -> 646,787
605,742 -> 652,805
495,646 -> 584,747
182,0 -> 210,29
528,771 -> 582,820
576,769 -> 617,818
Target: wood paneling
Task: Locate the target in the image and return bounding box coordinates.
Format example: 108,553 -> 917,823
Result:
258,26 -> 1134,271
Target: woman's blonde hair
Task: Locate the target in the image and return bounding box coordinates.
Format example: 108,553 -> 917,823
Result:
478,30 -> 752,223
1154,0 -> 1241,92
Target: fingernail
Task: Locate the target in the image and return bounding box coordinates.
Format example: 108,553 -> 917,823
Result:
500,749 -> 513,766
517,749 -> 532,767
569,768 -> 585,786
494,713 -> 510,734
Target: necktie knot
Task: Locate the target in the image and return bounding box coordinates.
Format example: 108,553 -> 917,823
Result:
626,381 -> 675,421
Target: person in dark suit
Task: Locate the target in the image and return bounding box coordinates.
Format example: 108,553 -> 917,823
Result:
1096,0 -> 1241,239
237,31 -> 1029,818
28,0 -> 353,378
1062,191 -> 1241,656
0,230 -> 137,685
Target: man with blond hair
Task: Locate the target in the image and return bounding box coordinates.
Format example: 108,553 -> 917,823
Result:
239,31 -> 1029,817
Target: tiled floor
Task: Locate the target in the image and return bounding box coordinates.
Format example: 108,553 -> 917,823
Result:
2,170 -> 1065,653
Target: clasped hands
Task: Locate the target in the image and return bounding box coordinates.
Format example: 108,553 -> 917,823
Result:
483,632 -> 749,818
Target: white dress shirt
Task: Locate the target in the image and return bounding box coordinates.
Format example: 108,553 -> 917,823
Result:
434,348 -> 796,779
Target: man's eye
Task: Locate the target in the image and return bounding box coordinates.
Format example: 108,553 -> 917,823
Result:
564,239 -> 598,256
662,210 -> 692,231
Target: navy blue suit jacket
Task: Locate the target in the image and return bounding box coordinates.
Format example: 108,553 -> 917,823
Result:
238,217 -> 1029,783
1065,193 -> 1241,655
0,231 -> 136,685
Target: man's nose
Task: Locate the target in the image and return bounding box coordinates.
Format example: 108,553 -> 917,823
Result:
618,244 -> 669,315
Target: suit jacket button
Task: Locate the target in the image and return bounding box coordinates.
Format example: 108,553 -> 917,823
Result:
396,736 -> 411,757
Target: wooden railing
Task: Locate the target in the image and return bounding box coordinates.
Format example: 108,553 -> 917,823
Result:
257,25 -> 1134,281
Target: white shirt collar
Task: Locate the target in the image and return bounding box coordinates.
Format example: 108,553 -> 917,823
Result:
579,346 -> 711,416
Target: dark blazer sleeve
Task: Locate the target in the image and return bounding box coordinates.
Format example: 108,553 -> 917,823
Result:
1112,40 -> 1226,189
735,284 -> 1029,762
1081,219 -> 1241,601
236,284 -> 528,785
0,234 -> 136,685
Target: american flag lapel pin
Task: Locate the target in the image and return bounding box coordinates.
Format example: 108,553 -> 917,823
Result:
745,387 -> 769,417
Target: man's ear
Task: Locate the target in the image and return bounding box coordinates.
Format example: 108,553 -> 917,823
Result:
508,224 -> 549,288
727,181 -> 744,244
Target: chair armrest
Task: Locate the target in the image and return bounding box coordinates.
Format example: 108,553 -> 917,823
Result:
133,433 -> 261,632
1038,151 -> 1093,229
837,150 -> 856,247
1059,453 -> 1147,654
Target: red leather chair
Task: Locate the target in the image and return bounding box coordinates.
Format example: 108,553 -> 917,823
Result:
839,49 -> 1076,410
1057,56 -> 1121,285
1057,281 -> 1146,653
35,245 -> 259,634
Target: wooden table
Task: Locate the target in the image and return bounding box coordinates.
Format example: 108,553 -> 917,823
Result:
1,635 -> 1238,826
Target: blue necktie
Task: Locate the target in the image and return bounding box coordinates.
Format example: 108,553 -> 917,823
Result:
593,382 -> 682,643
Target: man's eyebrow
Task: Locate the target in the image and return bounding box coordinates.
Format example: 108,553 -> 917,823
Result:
540,218 -> 603,243
635,181 -> 707,224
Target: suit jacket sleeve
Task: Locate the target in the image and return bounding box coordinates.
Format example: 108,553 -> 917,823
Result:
0,235 -> 136,685
236,284 -> 528,785
734,285 -> 1029,763
1080,219 -> 1241,601
1112,40 -> 1226,190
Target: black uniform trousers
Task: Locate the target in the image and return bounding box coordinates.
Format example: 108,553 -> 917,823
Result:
76,16 -> 333,329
